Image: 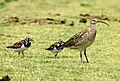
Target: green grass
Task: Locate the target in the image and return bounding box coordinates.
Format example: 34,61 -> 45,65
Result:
0,0 -> 120,81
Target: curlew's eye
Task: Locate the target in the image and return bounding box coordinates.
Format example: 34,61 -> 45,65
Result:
92,19 -> 96,22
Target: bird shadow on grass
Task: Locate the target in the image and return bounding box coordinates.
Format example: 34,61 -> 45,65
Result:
45,56 -> 60,59
46,55 -> 74,59
61,55 -> 75,58
82,61 -> 89,64
9,54 -> 34,59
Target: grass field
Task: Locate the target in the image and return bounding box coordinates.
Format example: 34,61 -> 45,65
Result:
0,0 -> 120,81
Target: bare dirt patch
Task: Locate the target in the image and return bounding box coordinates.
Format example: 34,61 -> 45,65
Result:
0,16 -> 67,25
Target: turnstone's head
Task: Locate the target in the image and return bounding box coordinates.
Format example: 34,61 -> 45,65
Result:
25,36 -> 33,42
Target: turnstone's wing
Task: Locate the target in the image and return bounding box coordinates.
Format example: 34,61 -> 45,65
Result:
6,40 -> 24,49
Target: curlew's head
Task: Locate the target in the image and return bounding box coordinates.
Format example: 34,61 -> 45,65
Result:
90,19 -> 109,26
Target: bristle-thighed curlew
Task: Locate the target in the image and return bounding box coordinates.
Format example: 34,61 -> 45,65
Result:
61,19 -> 109,63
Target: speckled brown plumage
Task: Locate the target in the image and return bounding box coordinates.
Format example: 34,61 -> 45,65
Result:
7,40 -> 25,48
63,29 -> 96,49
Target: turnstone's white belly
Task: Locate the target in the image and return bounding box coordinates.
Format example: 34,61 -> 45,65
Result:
12,44 -> 28,52
50,47 -> 62,53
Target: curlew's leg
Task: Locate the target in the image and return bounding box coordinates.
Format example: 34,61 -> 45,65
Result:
54,53 -> 58,58
80,51 -> 82,62
84,49 -> 89,63
22,51 -> 24,57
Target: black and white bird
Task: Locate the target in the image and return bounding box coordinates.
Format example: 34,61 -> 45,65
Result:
6,36 -> 33,56
45,39 -> 64,57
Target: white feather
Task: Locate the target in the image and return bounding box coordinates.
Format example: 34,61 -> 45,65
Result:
12,44 -> 28,52
50,47 -> 61,53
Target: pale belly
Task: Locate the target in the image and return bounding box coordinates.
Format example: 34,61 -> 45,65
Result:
50,50 -> 62,54
12,45 -> 28,52
49,47 -> 62,54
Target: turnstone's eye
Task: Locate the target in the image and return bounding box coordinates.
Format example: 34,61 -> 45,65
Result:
50,45 -> 54,49
57,47 -> 60,50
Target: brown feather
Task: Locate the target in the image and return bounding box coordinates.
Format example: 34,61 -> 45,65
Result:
6,40 -> 24,48
63,29 -> 88,47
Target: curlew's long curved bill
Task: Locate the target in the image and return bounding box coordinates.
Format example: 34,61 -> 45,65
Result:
97,21 -> 109,26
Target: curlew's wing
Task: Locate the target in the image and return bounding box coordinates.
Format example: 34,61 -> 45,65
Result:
63,29 -> 89,47
6,40 -> 24,48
